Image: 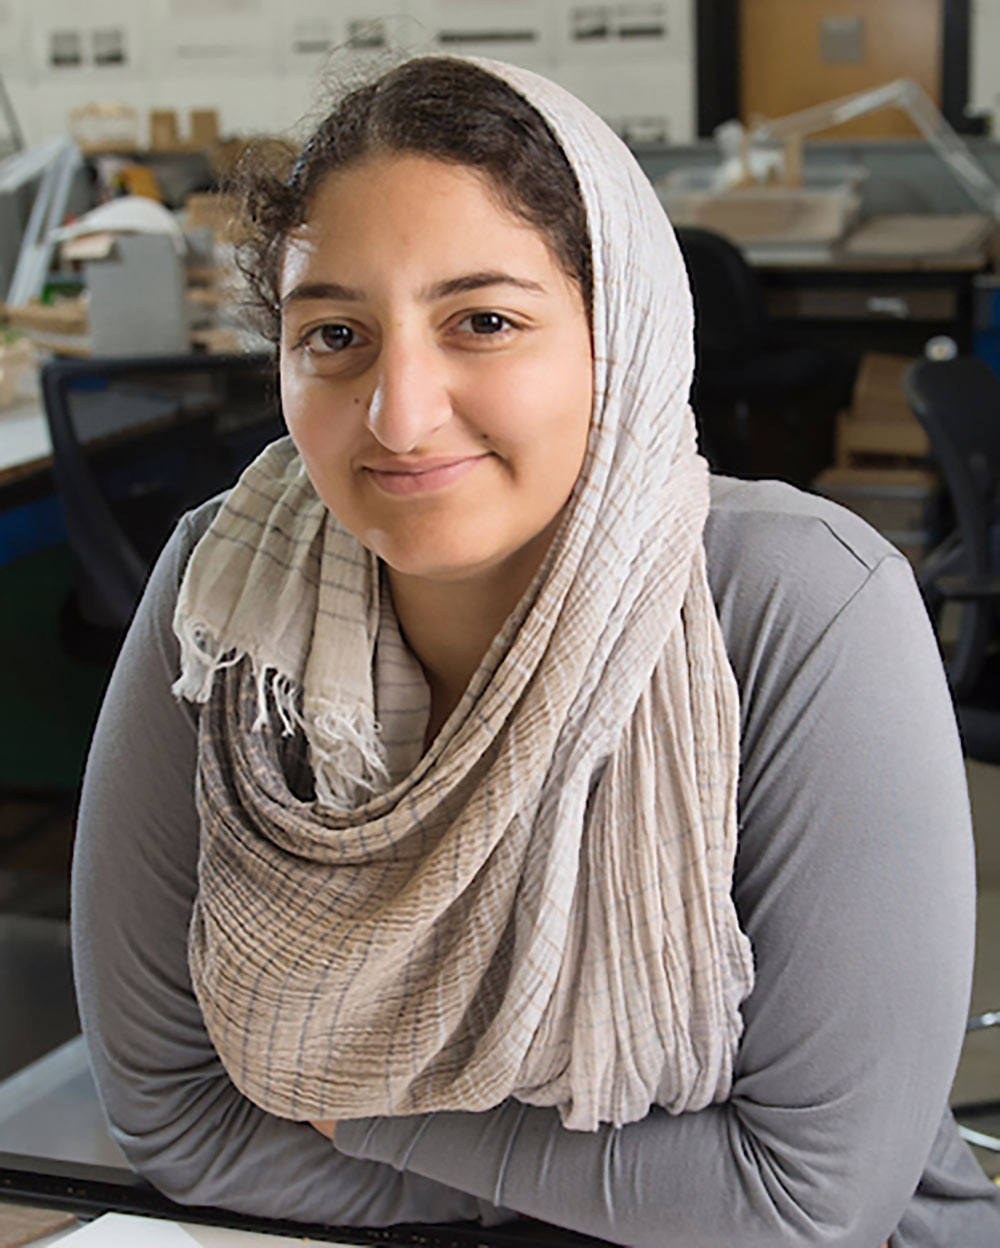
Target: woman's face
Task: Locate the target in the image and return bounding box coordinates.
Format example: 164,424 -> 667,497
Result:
278,152 -> 593,588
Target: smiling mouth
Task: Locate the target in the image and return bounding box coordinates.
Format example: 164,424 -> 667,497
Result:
366,456 -> 487,496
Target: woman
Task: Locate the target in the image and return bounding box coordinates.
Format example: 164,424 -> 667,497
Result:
72,56 -> 1000,1245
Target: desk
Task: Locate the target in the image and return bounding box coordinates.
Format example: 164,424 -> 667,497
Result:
0,367 -> 208,486
0,1036 -> 124,1168
747,213 -> 992,357
759,262 -> 981,356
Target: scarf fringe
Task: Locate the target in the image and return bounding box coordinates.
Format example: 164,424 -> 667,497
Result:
308,701 -> 390,811
174,616 -> 389,812
173,616 -> 242,703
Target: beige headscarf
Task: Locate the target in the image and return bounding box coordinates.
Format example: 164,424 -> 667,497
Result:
173,57 -> 754,1133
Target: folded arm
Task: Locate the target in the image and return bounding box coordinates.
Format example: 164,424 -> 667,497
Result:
73,503 -> 980,1245
334,555 -> 977,1247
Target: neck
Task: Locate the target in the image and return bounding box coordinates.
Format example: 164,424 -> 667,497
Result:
386,533 -> 557,743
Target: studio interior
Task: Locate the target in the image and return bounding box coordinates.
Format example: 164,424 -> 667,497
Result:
2,1 -> 1000,1242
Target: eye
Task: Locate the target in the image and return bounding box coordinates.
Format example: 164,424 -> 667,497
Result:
457,311 -> 514,336
301,323 -> 362,353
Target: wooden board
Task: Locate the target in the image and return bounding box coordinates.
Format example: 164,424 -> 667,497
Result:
740,0 -> 941,138
843,213 -> 996,260
0,1204 -> 76,1248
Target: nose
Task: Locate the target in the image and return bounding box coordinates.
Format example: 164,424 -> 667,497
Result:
365,330 -> 451,454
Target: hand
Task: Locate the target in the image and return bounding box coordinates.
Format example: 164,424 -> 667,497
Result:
310,1119 -> 337,1140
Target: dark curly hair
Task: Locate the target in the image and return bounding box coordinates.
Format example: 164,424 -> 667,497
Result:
233,57 -> 592,341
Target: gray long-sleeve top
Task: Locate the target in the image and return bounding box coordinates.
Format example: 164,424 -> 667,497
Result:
71,475 -> 1000,1246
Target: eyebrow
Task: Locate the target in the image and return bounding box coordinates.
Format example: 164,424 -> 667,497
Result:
279,270 -> 546,309
428,271 -> 546,299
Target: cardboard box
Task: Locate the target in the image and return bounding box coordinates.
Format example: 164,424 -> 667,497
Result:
835,412 -> 930,461
814,465 -> 939,533
834,352 -> 930,464
813,463 -> 939,568
189,109 -> 220,149
70,101 -> 140,153
850,352 -> 914,423
5,298 -> 88,336
150,107 -> 221,152
0,335 -> 35,408
149,109 -> 180,150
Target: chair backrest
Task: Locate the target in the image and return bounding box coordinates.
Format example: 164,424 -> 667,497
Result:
42,352 -> 282,636
673,225 -> 768,359
904,356 -> 1000,698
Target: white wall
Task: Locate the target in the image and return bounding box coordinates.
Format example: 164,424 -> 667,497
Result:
7,2 -> 1000,156
971,0 -> 1000,130
0,0 -> 695,150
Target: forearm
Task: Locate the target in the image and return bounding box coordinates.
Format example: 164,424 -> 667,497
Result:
97,1047 -> 489,1226
336,1098 -> 900,1247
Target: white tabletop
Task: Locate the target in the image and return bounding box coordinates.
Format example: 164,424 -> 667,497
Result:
0,1036 -> 125,1244
0,1038 -> 381,1245
0,1034 -> 125,1166
0,366 -> 51,480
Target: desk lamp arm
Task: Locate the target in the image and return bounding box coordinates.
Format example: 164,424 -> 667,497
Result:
746,78 -> 1000,219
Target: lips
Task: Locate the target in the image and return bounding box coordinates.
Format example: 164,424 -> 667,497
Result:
365,455 -> 487,496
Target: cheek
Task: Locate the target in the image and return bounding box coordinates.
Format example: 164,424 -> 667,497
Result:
278,354 -> 309,441
541,334 -> 594,471
567,349 -> 595,445
280,364 -> 352,466
278,393 -> 367,527
485,338 -> 592,459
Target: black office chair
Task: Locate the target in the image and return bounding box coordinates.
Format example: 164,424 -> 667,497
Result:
904,357 -> 1000,758
42,352 -> 283,662
904,355 -> 1000,1153
674,226 -> 851,481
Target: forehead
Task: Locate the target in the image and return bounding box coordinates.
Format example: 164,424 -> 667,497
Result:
278,153 -> 563,292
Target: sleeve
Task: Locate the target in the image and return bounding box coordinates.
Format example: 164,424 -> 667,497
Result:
70,510 -> 503,1229
333,553 -> 983,1247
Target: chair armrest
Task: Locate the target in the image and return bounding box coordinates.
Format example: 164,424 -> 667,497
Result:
935,573 -> 1000,600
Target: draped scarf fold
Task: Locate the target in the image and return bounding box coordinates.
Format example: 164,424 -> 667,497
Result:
173,57 -> 754,1132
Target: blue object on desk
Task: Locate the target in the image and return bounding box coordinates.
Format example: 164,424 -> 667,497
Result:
974,329 -> 1000,379
0,493 -> 66,564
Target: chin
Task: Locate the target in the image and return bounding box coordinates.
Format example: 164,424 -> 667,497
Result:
377,542 -> 501,583
357,510 -> 560,589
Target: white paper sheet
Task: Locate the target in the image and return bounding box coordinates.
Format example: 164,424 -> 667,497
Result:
54,1211 -> 370,1246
